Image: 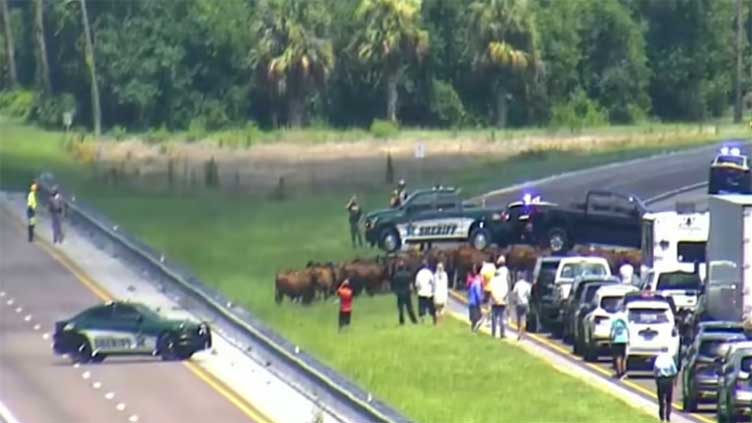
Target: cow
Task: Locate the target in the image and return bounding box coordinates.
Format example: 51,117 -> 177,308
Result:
339,258 -> 390,296
306,261 -> 339,300
275,269 -> 316,304
502,244 -> 546,274
451,244 -> 496,289
572,246 -> 642,275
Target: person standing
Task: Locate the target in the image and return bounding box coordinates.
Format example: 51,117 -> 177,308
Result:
345,195 -> 363,248
397,179 -> 408,205
480,259 -> 496,300
415,260 -> 436,324
48,185 -> 65,244
488,266 -> 510,339
392,260 -> 417,325
653,351 -> 678,422
26,182 -> 38,242
468,270 -> 484,333
619,263 -> 637,286
433,262 -> 449,324
336,279 -> 354,331
512,272 -> 532,340
610,307 -> 630,379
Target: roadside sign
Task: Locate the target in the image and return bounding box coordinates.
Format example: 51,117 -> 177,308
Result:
414,143 -> 426,159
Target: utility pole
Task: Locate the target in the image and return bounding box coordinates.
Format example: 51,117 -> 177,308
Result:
734,0 -> 744,123
0,0 -> 18,88
79,0 -> 101,135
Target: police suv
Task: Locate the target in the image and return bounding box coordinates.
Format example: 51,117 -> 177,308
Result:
708,145 -> 751,194
53,301 -> 212,363
363,187 -> 510,252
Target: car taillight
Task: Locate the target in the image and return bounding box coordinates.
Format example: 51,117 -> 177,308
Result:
594,316 -> 609,325
737,380 -> 747,390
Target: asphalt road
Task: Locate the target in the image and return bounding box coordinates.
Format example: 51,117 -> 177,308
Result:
0,215 -> 255,423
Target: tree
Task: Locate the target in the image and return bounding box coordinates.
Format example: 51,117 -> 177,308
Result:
466,0 -> 540,128
0,0 -> 17,88
251,0 -> 335,127
33,0 -> 52,93
735,0 -> 744,123
74,0 -> 101,135
352,0 -> 429,123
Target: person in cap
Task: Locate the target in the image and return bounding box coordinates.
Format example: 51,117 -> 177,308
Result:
415,259 -> 436,324
336,279 -> 354,331
653,350 -> 678,422
619,263 -> 637,286
397,179 -> 408,205
48,185 -> 66,244
488,263 -> 510,339
345,195 -> 363,249
26,182 -> 38,242
391,260 -> 418,325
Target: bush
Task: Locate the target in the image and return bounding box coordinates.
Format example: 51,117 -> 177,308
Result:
32,93 -> 77,128
146,126 -> 171,144
0,90 -> 36,120
187,117 -> 207,142
370,119 -> 399,139
430,79 -> 466,127
244,121 -> 260,148
110,125 -> 127,141
549,89 -> 608,133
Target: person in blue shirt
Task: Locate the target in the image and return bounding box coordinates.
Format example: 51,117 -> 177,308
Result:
610,308 -> 630,380
653,351 -> 678,422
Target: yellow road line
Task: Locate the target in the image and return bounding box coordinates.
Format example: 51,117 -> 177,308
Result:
1,207 -> 273,423
449,289 -> 714,422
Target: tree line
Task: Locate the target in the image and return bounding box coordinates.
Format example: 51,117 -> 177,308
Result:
0,0 -> 749,135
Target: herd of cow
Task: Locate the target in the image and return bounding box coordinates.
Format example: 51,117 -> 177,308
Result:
274,244 -> 643,305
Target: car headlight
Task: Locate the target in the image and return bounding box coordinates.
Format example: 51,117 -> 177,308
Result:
64,322 -> 75,331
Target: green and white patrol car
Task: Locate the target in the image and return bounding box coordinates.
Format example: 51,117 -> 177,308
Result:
363,187 -> 510,252
53,301 -> 212,363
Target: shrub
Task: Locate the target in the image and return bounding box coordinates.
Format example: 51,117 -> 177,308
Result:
146,126 -> 170,144
204,157 -> 220,189
187,117 -> 207,142
430,79 -> 466,127
549,89 -> 608,133
370,119 -> 399,139
110,125 -> 127,141
244,121 -> 260,148
32,93 -> 77,128
0,90 -> 36,120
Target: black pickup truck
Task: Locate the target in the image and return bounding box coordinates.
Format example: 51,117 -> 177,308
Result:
527,190 -> 646,253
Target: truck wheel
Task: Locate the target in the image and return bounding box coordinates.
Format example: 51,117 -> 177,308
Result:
72,337 -> 94,364
583,343 -> 597,362
469,227 -> 491,250
547,228 -> 569,253
158,332 -> 179,361
379,228 -> 401,252
683,389 -> 697,412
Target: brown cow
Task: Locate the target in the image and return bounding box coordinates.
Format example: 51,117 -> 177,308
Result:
306,261 -> 339,300
502,244 -> 546,274
452,244 -> 495,288
339,259 -> 389,296
571,246 -> 642,275
275,269 -> 316,304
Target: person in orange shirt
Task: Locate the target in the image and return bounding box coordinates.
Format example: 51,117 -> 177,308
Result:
337,279 -> 354,331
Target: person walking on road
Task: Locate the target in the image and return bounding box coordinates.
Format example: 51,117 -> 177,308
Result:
26,182 -> 38,242
653,351 -> 678,422
415,260 -> 436,324
512,272 -> 532,340
610,307 -> 630,379
433,262 -> 449,324
488,265 -> 510,339
336,279 -> 354,331
392,260 -> 418,325
468,270 -> 484,333
345,195 -> 363,248
48,185 -> 65,244
480,259 -> 496,301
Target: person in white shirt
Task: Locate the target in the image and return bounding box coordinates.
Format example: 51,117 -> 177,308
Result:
433,262 -> 449,323
415,260 -> 436,324
512,272 -> 532,340
488,265 -> 510,339
619,263 -> 636,285
653,351 -> 678,422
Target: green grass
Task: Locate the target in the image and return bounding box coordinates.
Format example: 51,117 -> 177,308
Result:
1,116 -> 729,422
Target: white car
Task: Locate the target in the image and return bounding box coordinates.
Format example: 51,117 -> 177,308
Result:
641,269 -> 703,313
624,294 -> 681,372
580,284 -> 639,361
553,256 -> 612,304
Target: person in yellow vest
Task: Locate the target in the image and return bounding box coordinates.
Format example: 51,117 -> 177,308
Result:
27,182 -> 38,242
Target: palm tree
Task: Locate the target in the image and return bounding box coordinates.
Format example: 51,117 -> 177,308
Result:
352,0 -> 429,123
466,0 -> 540,128
251,0 -> 335,127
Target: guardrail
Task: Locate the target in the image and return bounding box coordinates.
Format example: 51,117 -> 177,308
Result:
36,173 -> 409,423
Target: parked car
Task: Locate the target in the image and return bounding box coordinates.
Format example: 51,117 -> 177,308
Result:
527,190 -> 646,253
561,275 -> 619,344
623,293 -> 681,373
708,145 -> 751,195
53,301 -> 212,363
682,332 -> 747,412
716,342 -> 752,422
580,284 -> 639,361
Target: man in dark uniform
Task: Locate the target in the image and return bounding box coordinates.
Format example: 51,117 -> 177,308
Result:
391,260 -> 417,325
345,195 -> 363,248
48,185 -> 65,244
397,179 -> 408,205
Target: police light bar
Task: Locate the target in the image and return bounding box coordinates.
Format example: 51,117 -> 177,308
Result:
731,147 -> 741,156
522,193 -> 542,205
721,147 -> 730,155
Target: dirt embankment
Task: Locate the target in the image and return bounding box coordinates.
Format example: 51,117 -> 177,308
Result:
88,127 -> 718,195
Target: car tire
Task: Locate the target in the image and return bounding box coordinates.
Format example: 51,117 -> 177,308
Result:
683,390 -> 697,412
72,337 -> 94,364
469,227 -> 491,250
90,352 -> 107,363
583,343 -> 597,362
527,309 -> 538,333
709,172 -> 719,195
158,332 -> 179,361
547,227 -> 570,253
573,336 -> 581,355
379,228 -> 401,253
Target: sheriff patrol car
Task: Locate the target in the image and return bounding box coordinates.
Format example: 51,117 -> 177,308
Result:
708,145 -> 751,194
53,301 -> 212,363
363,187 -> 510,252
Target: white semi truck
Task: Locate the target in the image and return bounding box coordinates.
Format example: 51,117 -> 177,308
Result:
700,195 -> 752,322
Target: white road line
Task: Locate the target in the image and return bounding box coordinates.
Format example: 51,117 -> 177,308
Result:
128,414 -> 139,422
32,324 -> 40,331
105,392 -> 115,400
0,291 -> 5,297
0,399 -> 22,423
23,315 -> 31,322
6,299 -> 14,305
41,333 -> 49,340
116,403 -> 126,411
92,381 -> 102,390
82,371 -> 91,380
14,307 -> 22,313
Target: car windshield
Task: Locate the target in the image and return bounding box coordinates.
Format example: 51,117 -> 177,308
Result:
717,155 -> 745,167
656,272 -> 702,291
601,296 -> 622,313
628,307 -> 669,324
561,263 -> 608,279
703,326 -> 745,336
700,340 -> 729,357
538,261 -> 559,286
132,304 -> 162,321
742,357 -> 752,372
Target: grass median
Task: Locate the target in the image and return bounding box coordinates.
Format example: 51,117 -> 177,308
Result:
2,117 -> 732,421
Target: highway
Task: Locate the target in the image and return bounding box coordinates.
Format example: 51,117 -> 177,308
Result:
0,215 -> 255,423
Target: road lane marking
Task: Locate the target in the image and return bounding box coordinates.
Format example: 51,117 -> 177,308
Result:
24,314 -> 31,322
105,392 -> 116,400
33,324 -> 41,330
448,290 -> 712,422
0,399 -> 22,423
116,403 -> 126,411
82,371 -> 91,380
129,415 -> 139,422
93,381 -> 102,390
4,212 -> 275,423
